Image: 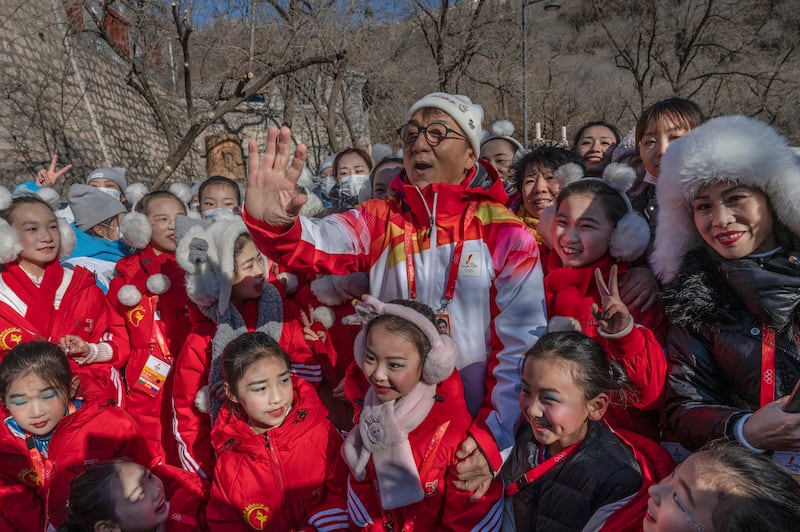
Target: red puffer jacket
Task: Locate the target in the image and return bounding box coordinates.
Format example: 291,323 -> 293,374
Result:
107,246 -> 192,464
0,393 -> 158,530
0,264 -> 129,406
206,377 -> 346,531
544,253 -> 668,438
171,297 -> 323,479
309,370 -> 504,532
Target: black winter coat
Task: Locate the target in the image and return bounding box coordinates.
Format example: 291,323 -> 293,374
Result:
661,247 -> 800,450
505,421 -> 642,532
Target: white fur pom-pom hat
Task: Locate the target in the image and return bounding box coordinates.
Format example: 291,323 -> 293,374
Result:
651,115 -> 800,284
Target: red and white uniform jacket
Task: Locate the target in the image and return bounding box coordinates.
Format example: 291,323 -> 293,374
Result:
206,378 -> 346,531
244,161 -> 547,472
0,262 -> 129,405
107,246 -> 191,464
0,394 -> 157,530
309,371 -> 504,532
544,253 -> 668,438
171,298 -> 324,479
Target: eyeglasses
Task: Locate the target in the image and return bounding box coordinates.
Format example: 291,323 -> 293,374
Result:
397,122 -> 466,147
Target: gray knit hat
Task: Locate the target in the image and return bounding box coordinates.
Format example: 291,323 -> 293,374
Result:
85,167 -> 127,191
68,184 -> 126,232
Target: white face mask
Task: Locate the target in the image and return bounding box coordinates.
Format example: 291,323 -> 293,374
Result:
340,174 -> 370,197
321,176 -> 336,195
202,207 -> 239,221
96,187 -> 122,201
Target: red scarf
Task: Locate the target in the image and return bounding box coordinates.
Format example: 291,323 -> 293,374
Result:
2,261 -> 64,335
544,254 -> 626,330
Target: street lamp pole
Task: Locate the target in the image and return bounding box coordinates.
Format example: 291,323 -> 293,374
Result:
521,0 -> 560,148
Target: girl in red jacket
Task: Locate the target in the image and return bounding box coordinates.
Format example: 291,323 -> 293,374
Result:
315,295 -> 504,531
0,341 -> 159,530
172,217 -> 327,479
0,190 -> 129,406
206,331 -> 346,530
542,163 -> 667,438
107,190 -> 191,464
60,459 -> 205,532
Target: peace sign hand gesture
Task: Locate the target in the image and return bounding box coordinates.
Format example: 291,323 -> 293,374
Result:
36,154 -> 72,187
592,265 -> 634,336
245,126 -> 308,228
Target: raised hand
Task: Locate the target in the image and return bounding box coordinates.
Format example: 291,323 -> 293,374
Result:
300,306 -> 326,343
36,154 -> 72,187
592,265 -> 633,335
245,126 -> 308,227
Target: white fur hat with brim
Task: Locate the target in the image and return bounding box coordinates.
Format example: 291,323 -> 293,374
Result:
650,115 -> 800,284
175,215 -> 252,316
0,186 -> 76,264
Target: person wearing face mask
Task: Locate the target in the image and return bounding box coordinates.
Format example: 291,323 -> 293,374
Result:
316,154 -> 336,200
198,176 -> 242,221
328,147 -> 373,212
63,184 -> 132,293
243,92 -> 547,503
86,167 -> 129,207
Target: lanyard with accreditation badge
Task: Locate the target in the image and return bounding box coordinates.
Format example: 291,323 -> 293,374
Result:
758,324 -> 800,472
403,199 -> 478,331
132,296 -> 173,398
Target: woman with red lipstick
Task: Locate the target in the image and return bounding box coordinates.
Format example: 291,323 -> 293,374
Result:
61,459 -> 205,531
0,191 -> 130,406
171,217 -> 325,480
572,121 -> 621,177
206,332 -> 346,531
107,190 -> 190,465
653,115 -> 800,462
0,342 -> 165,530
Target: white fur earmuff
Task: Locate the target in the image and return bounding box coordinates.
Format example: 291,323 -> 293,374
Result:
169,182 -> 192,205
120,211 -> 152,250
58,218 -> 76,259
352,295 -> 458,385
125,183 -> 149,207
554,162 -> 650,263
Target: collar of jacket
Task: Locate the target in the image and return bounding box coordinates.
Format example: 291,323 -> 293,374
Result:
211,377 -> 325,454
392,160 -> 508,222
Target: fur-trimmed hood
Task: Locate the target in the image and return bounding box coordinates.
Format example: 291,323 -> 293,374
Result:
651,115 -> 800,283
661,247 -> 800,339
660,248 -> 745,331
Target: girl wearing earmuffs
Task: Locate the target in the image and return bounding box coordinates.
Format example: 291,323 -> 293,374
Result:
307,295 -> 503,531
540,163 -> 668,439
